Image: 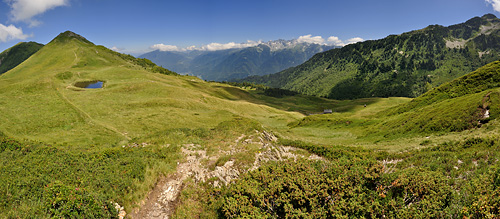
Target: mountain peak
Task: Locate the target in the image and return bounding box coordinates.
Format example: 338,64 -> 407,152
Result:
50,31 -> 92,44
482,13 -> 498,20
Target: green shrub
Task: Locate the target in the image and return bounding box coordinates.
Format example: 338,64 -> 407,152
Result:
43,181 -> 117,218
222,159 -> 384,218
380,168 -> 452,218
0,137 -> 22,152
0,141 -> 180,217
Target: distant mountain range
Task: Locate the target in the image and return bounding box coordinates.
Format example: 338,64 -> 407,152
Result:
240,14 -> 500,99
139,40 -> 337,81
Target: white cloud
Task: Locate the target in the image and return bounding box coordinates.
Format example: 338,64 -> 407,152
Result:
5,0 -> 68,27
151,44 -> 183,52
487,0 -> 500,12
199,40 -> 260,51
151,40 -> 261,52
326,36 -> 364,46
110,46 -> 125,52
346,37 -> 364,44
297,34 -> 325,44
327,36 -> 343,46
0,23 -> 29,42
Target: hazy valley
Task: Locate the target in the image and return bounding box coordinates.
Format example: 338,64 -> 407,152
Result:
139,40 -> 337,81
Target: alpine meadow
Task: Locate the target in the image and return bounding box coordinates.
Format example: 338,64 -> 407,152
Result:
1,4 -> 500,219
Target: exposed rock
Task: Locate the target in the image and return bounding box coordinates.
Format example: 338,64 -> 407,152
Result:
380,159 -> 403,174
445,38 -> 467,49
133,130 -> 326,218
114,202 -> 126,219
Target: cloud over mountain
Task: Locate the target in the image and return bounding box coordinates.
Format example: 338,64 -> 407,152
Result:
297,35 -> 325,44
151,44 -> 183,52
327,36 -> 343,46
0,23 -> 29,42
346,37 -> 364,44
327,36 -> 364,46
150,35 -> 363,52
295,35 -> 364,46
151,40 -> 261,52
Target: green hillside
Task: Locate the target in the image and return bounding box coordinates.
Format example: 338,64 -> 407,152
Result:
0,31 -> 305,146
2,31 -> 500,218
0,41 -> 43,74
195,59 -> 500,218
0,31 -> 314,217
392,60 -> 500,112
241,14 -> 500,99
287,60 -> 500,146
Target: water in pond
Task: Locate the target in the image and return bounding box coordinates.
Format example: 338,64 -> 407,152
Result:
74,81 -> 104,89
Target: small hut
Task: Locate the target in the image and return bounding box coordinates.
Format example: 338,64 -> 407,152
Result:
323,109 -> 333,114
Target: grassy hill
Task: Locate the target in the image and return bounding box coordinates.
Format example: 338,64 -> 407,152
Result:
241,14 -> 500,99
0,31 -> 325,217
2,31 -> 500,218
0,31 -> 305,146
0,41 -> 43,75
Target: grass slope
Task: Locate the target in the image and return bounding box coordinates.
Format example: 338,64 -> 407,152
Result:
0,31 -> 313,217
0,31 -> 303,146
286,59 -> 500,151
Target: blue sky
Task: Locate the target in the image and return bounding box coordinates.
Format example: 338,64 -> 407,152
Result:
0,0 -> 499,55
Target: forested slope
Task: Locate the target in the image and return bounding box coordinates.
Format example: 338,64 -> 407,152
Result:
0,42 -> 43,75
242,14 -> 500,99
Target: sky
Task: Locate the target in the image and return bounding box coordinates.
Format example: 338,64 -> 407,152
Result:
0,0 -> 499,55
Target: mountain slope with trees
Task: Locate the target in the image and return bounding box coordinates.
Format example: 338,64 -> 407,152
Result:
0,42 -> 43,75
241,14 -> 500,99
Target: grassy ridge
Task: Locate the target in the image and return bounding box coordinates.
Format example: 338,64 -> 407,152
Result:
0,32 -> 304,146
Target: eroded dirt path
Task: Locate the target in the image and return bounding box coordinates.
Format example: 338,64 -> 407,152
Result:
130,131 -> 323,218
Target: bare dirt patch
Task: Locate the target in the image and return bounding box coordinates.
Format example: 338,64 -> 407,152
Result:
130,131 -> 324,218
445,38 -> 467,49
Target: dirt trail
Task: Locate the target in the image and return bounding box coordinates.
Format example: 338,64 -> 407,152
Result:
478,92 -> 492,124
130,131 -> 323,218
53,83 -> 131,140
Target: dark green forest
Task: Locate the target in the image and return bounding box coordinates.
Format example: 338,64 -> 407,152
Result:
0,42 -> 43,75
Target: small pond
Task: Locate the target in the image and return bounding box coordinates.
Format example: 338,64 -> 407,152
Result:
74,81 -> 104,89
